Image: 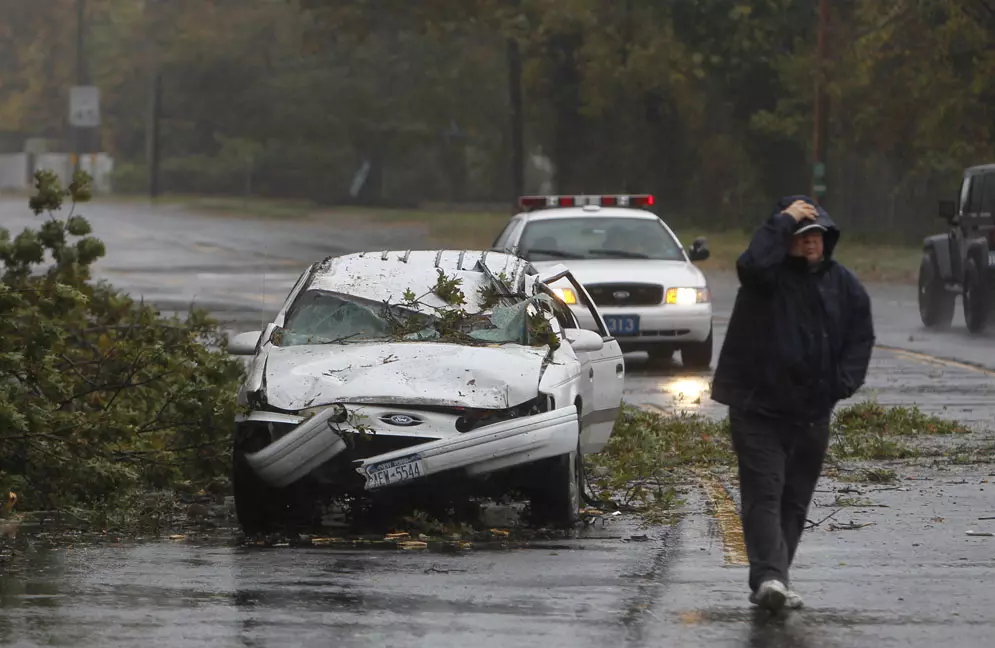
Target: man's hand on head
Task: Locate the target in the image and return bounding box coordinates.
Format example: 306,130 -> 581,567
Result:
782,200 -> 817,223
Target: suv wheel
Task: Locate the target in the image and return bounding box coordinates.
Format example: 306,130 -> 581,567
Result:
918,252 -> 955,328
963,255 -> 988,333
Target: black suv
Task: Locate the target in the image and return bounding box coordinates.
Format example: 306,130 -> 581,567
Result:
919,164 -> 995,332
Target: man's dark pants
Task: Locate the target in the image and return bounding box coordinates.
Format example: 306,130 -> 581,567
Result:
729,407 -> 831,593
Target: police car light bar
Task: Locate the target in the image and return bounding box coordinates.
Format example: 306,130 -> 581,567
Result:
518,194 -> 655,211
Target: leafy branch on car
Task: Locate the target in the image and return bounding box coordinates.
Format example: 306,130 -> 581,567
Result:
379,268 -> 560,350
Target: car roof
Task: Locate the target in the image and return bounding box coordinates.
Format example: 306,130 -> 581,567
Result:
515,206 -> 661,222
966,163 -> 995,175
306,250 -> 538,314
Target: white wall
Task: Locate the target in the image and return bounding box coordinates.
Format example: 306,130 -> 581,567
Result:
0,153 -> 114,193
0,153 -> 29,189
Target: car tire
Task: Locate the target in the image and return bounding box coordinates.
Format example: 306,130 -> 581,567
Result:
233,428 -> 301,535
918,252 -> 954,329
646,345 -> 674,366
530,438 -> 583,528
963,255 -> 988,334
681,327 -> 714,370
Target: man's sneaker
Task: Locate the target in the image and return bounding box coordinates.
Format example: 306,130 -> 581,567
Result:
785,589 -> 804,609
749,579 -> 788,611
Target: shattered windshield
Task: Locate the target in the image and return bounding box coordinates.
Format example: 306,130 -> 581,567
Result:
271,289 -> 556,347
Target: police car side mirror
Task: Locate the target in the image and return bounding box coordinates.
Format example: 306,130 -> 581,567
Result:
688,236 -> 710,262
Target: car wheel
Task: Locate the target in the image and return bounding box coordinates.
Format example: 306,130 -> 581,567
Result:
681,327 -> 713,370
918,252 -> 954,328
644,345 -> 675,369
233,428 -> 299,535
529,438 -> 583,528
963,256 -> 988,334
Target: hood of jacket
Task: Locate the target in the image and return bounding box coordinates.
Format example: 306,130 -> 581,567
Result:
773,195 -> 841,263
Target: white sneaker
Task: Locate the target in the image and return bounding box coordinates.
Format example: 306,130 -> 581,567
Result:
749,579 -> 788,611
785,589 -> 804,609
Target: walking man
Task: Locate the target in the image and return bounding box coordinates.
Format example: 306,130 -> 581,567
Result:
711,195 -> 875,612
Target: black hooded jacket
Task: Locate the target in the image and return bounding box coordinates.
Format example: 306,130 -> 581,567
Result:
711,196 -> 875,422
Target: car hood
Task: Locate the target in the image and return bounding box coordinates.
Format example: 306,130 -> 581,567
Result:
533,259 -> 706,287
261,342 -> 549,412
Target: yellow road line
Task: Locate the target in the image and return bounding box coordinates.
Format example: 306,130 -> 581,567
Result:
876,345 -> 995,376
694,468 -> 749,566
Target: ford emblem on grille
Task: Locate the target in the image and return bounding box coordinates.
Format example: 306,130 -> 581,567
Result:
381,413 -> 422,427
613,290 -> 631,300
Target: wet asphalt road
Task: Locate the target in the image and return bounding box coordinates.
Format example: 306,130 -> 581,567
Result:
2,197 -> 995,647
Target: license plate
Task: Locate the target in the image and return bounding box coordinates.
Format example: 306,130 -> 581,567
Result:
604,315 -> 640,336
989,251 -> 995,267
364,455 -> 425,489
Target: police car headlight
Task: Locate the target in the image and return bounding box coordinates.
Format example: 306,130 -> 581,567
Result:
552,287 -> 578,304
665,287 -> 709,305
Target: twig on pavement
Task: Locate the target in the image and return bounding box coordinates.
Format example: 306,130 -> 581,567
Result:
804,509 -> 841,530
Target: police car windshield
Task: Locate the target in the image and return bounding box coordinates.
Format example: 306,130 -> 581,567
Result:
519,217 -> 685,262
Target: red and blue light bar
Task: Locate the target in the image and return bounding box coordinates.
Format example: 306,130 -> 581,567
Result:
518,194 -> 655,211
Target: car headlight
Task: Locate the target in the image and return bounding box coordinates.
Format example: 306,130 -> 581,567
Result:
665,287 -> 709,305
552,287 -> 578,305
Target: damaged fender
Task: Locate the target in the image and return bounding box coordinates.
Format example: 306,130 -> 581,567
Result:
356,405 -> 579,490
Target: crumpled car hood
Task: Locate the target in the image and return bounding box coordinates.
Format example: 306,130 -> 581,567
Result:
261,342 -> 549,411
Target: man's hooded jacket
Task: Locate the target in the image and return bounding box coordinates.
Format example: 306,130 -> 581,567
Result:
711,196 -> 875,421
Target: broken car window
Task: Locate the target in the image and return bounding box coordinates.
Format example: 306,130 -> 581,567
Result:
271,289 -> 552,347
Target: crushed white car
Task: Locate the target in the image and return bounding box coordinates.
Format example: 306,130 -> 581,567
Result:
227,249 -> 624,533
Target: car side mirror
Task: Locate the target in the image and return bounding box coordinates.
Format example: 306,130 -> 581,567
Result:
938,199 -> 956,221
563,327 -> 604,352
228,330 -> 262,356
688,236 -> 710,262
563,329 -> 605,353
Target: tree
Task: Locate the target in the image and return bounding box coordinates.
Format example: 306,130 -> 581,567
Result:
0,169 -> 245,514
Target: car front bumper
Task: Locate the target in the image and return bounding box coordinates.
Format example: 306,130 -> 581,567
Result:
240,405 -> 580,490
569,303 -> 712,347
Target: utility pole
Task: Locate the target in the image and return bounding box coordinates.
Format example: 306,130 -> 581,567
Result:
74,0 -> 86,174
811,0 -> 829,204
508,36 -> 524,212
145,0 -> 163,199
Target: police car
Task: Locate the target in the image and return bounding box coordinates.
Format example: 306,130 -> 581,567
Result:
492,194 -> 714,368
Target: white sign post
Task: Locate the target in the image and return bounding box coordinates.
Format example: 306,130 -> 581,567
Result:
69,86 -> 101,128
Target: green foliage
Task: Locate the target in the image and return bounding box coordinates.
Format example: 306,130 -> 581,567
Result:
586,406 -> 733,518
5,1 -> 993,238
589,400 -> 972,517
432,269 -> 467,306
387,270 -> 560,349
0,170 -> 245,512
830,400 -> 970,461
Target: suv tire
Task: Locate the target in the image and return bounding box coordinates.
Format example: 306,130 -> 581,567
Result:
918,252 -> 955,328
963,255 -> 988,333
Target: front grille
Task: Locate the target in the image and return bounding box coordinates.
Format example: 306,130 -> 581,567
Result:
585,283 -> 663,307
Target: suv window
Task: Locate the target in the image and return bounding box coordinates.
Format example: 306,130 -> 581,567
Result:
965,175 -> 985,214
981,172 -> 995,215
957,176 -> 971,212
